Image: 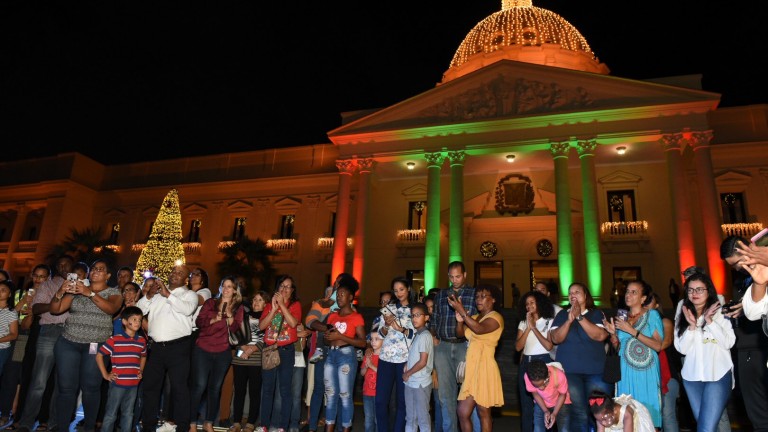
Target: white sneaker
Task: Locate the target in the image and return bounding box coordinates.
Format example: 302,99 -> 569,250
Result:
308,347 -> 324,364
157,422 -> 178,432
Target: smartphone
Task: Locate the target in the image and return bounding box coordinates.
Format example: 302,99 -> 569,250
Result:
67,273 -> 78,282
751,228 -> 768,247
27,288 -> 35,297
616,309 -> 629,321
380,305 -> 394,316
236,349 -> 244,358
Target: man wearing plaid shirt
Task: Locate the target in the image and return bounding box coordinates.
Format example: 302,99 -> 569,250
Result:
429,261 -> 477,432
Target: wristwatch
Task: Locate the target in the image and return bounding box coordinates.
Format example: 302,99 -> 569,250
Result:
575,314 -> 583,322
88,291 -> 96,298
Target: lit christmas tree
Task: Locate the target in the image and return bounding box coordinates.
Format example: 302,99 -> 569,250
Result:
135,188 -> 185,284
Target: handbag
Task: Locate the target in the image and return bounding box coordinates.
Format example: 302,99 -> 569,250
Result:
456,360 -> 466,384
262,314 -> 285,371
228,308 -> 252,347
603,340 -> 621,384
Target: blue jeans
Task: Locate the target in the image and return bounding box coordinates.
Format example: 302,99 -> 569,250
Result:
323,346 -> 358,429
101,383 -> 138,432
432,387 -> 442,432
309,360 -> 325,430
189,347 -> 232,423
519,354 -> 552,432
533,402 -> 570,432
375,359 -> 406,432
564,372 -> 612,432
54,337 -> 104,431
434,341 -> 467,432
683,371 -> 731,432
260,345 -> 295,429
19,324 -> 63,429
663,378 -> 680,432
273,362 -> 305,430
363,395 -> 376,432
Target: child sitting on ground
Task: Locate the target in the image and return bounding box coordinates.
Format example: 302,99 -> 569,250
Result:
588,391 -> 654,432
524,360 -> 571,432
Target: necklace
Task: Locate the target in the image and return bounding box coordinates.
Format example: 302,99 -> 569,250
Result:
628,310 -> 643,320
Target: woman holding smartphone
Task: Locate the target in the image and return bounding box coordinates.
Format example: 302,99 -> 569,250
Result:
603,280 -> 663,429
375,276 -> 415,432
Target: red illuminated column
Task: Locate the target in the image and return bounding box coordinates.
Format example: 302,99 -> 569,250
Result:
689,130 -> 726,292
352,158 -> 374,295
332,159 -> 355,281
661,134 -> 696,280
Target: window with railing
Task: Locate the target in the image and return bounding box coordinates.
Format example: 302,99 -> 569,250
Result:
408,201 -> 427,230
721,192 -> 747,224
188,219 -> 201,242
109,223 -> 120,245
279,214 -> 295,239
607,190 -> 636,222
233,217 -> 246,241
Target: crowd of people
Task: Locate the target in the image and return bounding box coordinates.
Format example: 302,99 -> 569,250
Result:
0,233 -> 767,432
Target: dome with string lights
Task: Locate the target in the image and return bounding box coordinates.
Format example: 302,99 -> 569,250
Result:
442,0 -> 609,83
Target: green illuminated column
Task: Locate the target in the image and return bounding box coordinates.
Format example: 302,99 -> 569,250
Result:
550,142 -> 574,298
424,152 -> 444,294
660,134 -> 696,278
577,140 -> 602,300
448,150 -> 466,264
690,131 -> 727,292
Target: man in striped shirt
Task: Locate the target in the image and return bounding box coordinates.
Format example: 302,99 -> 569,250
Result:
96,306 -> 147,432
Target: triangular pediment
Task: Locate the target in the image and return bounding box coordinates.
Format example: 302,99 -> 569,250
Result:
104,208 -> 126,218
329,60 -> 719,155
227,200 -> 253,211
182,203 -> 208,214
274,196 -> 302,211
715,169 -> 752,188
402,184 -> 428,199
598,170 -> 643,186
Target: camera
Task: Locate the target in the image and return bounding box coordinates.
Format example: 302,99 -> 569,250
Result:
722,300 -> 740,328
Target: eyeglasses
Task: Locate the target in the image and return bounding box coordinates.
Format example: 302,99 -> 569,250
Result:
91,267 -> 109,273
536,376 -> 550,389
189,272 -> 201,277
279,284 -> 294,290
687,287 -> 707,294
412,313 -> 426,318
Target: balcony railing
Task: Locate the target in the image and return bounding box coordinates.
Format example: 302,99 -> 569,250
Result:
183,242 -> 202,254
131,244 -> 146,253
722,223 -> 763,238
600,221 -> 649,239
396,229 -> 426,247
316,237 -> 353,249
93,244 -> 121,253
266,239 -> 297,251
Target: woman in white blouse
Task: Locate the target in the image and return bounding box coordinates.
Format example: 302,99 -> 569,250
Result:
674,269 -> 735,432
516,290 -> 556,432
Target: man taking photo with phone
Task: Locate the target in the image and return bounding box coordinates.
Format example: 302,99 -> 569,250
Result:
428,261 -> 477,432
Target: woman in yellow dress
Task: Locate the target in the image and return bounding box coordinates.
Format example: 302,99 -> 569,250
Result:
447,284 -> 504,432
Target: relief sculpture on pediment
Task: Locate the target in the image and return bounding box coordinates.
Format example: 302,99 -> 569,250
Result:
419,74 -> 593,121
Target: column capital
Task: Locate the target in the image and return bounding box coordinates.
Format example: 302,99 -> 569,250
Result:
687,130 -> 714,151
356,158 -> 375,173
659,133 -> 684,152
336,159 -> 356,175
549,142 -> 571,159
424,152 -> 445,168
447,150 -> 466,166
576,139 -> 598,157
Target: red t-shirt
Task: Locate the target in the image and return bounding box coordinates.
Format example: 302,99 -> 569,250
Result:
326,310 -> 365,338
363,353 -> 379,397
263,301 -> 302,347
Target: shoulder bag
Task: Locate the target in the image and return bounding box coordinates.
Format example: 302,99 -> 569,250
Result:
262,314 -> 285,370
228,307 -> 252,347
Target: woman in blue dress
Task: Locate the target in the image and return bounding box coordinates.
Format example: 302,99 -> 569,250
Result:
603,280 -> 663,429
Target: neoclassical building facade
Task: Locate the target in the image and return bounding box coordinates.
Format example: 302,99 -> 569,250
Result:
2,1 -> 767,307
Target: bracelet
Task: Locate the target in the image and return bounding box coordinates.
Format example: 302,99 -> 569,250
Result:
634,330 -> 640,339
56,292 -> 65,300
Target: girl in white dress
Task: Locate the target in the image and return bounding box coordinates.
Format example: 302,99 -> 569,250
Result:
589,391 -> 654,432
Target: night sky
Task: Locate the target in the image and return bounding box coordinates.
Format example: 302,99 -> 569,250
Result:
3,1 -> 766,165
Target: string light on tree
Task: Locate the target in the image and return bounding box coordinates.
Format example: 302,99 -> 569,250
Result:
135,188 -> 186,285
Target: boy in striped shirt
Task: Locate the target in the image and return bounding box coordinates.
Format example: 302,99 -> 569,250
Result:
96,306 -> 147,432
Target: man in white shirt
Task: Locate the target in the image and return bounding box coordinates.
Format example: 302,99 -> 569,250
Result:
137,265 -> 198,432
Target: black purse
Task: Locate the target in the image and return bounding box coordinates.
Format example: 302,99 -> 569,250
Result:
228,309 -> 252,347
603,341 -> 621,384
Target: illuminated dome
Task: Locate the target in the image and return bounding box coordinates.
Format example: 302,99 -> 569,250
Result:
442,0 -> 609,83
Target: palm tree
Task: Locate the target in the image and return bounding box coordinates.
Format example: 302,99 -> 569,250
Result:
46,226 -> 117,270
216,236 -> 277,297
